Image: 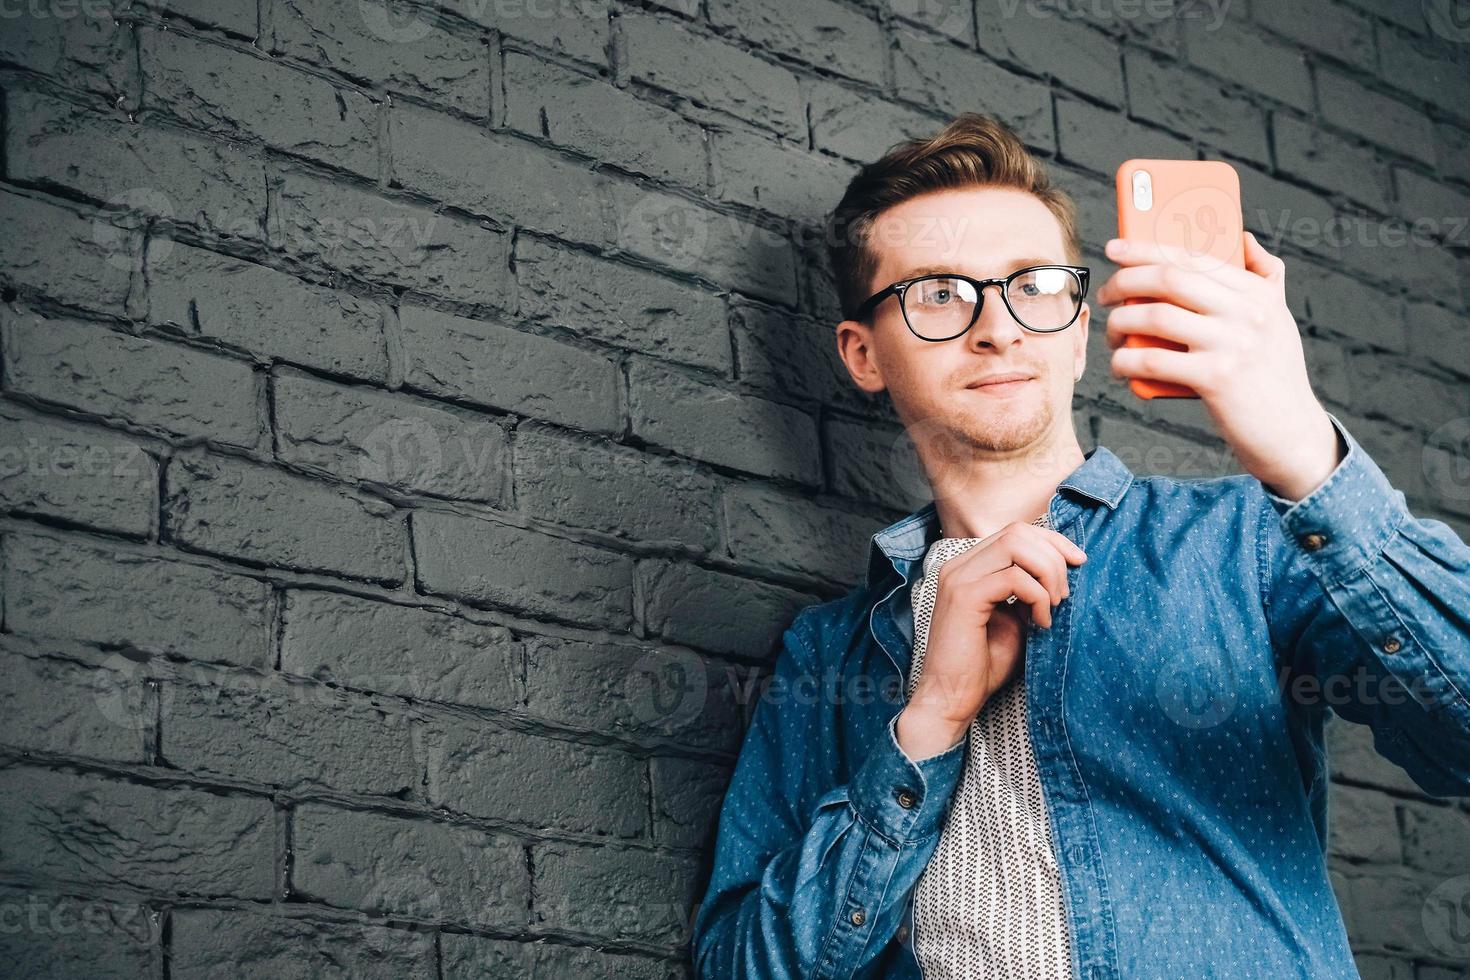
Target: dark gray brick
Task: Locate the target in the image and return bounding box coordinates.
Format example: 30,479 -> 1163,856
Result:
412,510 -> 634,626
164,452 -> 406,584
269,169 -> 513,308
141,28 -> 379,177
279,589 -> 522,710
291,803 -> 528,929
4,533 -> 272,668
531,840 -> 700,946
1295,259 -> 1408,352
0,7 -> 137,106
162,673 -> 419,795
146,240 -> 388,381
730,302 -> 892,419
1434,120 -> 1470,186
272,0 -> 490,117
503,51 -> 705,187
1346,352 -> 1470,432
1335,867 -> 1432,953
1272,111 -> 1392,215
636,558 -> 816,662
0,766 -> 275,897
398,302 -> 620,434
621,10 -> 804,139
721,481 -> 873,583
0,638 -> 151,764
807,77 -> 941,162
892,35 -> 1053,155
441,933 -> 678,979
451,0 -> 610,64
977,7 -> 1124,107
515,236 -> 732,373
707,0 -> 884,85
1180,16 -> 1311,110
1253,0 -> 1373,65
171,908 -> 435,980
0,891 -> 160,980
626,357 -> 820,484
522,634 -> 742,753
1093,412 -> 1236,478
1327,782 -> 1403,864
6,90 -> 268,243
388,104 -> 614,246
650,755 -> 730,849
1236,161 -> 1338,258
513,421 -> 721,551
1055,97 -> 1193,178
0,405 -> 157,537
709,127 -> 857,228
1394,166 -> 1470,247
424,719 -> 646,836
1406,298 -> 1470,380
138,0 -> 258,35
1318,70 -> 1436,164
1400,800 -> 1470,876
1123,49 -> 1269,166
274,368 -> 509,502
603,168 -> 798,303
0,190 -> 135,314
823,413 -> 933,513
2,309 -> 263,450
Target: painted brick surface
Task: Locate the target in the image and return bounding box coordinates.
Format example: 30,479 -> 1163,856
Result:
1,1 -> 1467,976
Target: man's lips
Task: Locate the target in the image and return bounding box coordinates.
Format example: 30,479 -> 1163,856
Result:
965,373 -> 1036,389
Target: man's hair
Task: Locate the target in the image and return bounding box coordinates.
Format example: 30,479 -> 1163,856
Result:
824,111 -> 1083,322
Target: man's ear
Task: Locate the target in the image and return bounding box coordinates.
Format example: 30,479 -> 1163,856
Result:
835,318 -> 888,394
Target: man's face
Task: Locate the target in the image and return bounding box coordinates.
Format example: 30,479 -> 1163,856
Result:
836,186 -> 1089,455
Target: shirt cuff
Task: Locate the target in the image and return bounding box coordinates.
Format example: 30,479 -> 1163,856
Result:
1262,411 -> 1412,585
848,711 -> 966,844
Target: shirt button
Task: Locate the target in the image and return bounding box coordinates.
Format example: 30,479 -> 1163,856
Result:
1382,636 -> 1402,654
1300,532 -> 1328,551
896,924 -> 910,942
896,789 -> 916,809
850,908 -> 866,926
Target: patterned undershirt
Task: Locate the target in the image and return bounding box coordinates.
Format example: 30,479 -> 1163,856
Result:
906,511 -> 1073,979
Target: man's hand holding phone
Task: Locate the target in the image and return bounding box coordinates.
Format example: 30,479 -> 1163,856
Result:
1098,231 -> 1345,503
896,523 -> 1088,761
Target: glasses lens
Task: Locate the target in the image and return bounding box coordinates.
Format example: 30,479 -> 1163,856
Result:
902,276 -> 979,339
1006,267 -> 1080,331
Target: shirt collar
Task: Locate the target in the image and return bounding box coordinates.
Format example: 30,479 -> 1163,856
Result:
863,442 -> 1134,590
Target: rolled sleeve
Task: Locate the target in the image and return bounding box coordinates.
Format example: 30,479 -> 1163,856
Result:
848,711 -> 966,844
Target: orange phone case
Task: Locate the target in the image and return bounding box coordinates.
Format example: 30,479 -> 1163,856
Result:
1114,159 -> 1245,399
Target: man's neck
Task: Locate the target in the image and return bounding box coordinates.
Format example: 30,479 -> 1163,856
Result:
928,433 -> 1087,540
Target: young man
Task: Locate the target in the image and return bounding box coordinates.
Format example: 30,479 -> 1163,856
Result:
690,113 -> 1470,979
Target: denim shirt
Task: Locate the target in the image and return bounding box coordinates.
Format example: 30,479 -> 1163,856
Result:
690,412 -> 1470,979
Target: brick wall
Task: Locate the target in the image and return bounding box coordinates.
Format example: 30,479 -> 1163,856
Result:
0,0 -> 1466,976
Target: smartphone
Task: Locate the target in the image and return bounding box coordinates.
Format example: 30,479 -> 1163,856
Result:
1114,159 -> 1245,399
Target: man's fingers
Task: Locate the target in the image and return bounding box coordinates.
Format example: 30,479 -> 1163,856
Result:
996,566 -> 1052,629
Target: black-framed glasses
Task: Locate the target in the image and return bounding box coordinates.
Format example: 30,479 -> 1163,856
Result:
855,264 -> 1090,341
